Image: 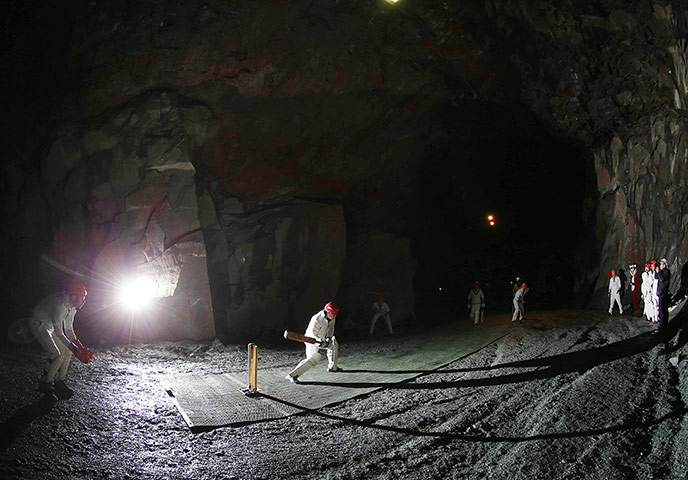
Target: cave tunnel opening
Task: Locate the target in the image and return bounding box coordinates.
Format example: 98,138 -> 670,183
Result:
410,101 -> 587,324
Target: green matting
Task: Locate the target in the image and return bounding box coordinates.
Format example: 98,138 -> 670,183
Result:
162,325 -> 509,431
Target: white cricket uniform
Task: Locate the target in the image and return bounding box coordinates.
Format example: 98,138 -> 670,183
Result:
608,275 -> 622,314
641,270 -> 654,321
369,301 -> 393,335
512,287 -> 528,322
29,292 -> 77,382
288,310 -> 338,378
467,288 -> 485,325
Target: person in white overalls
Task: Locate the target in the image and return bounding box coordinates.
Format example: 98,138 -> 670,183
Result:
287,302 -> 340,382
29,282 -> 93,399
369,296 -> 393,336
641,262 -> 655,322
467,282 -> 485,325
512,283 -> 529,322
608,269 -> 623,315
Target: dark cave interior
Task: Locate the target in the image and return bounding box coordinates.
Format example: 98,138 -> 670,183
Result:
1,0 -> 685,344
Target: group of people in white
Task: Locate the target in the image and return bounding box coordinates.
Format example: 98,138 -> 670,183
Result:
33,261 -> 671,392
609,258 -> 672,333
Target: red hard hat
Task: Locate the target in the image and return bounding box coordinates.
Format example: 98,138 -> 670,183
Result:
645,263 -> 651,268
324,302 -> 340,316
610,269 -> 616,275
67,282 -> 87,297
378,296 -> 384,302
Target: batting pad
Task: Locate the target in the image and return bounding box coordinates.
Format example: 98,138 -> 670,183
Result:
162,325 -> 509,431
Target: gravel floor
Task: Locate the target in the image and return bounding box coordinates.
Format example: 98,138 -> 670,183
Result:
1,309 -> 687,480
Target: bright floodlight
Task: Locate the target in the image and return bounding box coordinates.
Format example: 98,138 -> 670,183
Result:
487,214 -> 496,226
385,0 -> 400,4
119,278 -> 156,310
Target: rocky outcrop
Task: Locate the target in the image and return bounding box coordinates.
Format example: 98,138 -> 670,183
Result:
40,92 -> 215,343
198,194 -> 346,340
481,1 -> 688,304
2,1 -> 687,342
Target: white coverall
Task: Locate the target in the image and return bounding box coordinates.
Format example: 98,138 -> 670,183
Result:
28,293 -> 77,383
369,301 -> 393,335
512,287 -> 528,322
288,309 -> 338,378
467,288 -> 485,325
608,275 -> 622,314
641,270 -> 654,321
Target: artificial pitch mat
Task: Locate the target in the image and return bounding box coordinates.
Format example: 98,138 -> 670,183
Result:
162,325 -> 509,431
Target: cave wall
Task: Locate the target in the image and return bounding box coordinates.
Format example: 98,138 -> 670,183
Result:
4,0 -> 439,342
2,0 -> 688,343
40,91 -> 215,343
481,0 -> 688,304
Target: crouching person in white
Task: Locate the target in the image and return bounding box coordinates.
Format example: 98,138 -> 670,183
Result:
287,302 -> 340,382
29,282 -> 93,400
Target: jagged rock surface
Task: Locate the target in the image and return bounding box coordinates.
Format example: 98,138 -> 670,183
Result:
1,0 -> 686,340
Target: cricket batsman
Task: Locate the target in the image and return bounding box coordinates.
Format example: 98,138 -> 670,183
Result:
286,301 -> 340,382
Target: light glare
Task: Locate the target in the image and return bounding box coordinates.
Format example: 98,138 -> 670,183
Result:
119,278 -> 156,309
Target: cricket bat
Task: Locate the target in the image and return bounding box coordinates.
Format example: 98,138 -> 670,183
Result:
283,330 -> 318,344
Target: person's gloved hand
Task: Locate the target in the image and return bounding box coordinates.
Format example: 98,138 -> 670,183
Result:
319,337 -> 331,349
69,342 -> 93,363
77,347 -> 93,364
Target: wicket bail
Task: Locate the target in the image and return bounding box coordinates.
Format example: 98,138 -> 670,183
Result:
241,343 -> 259,396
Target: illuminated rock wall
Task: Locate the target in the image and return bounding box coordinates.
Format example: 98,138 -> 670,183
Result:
3,1 -> 688,342
41,92 -> 216,343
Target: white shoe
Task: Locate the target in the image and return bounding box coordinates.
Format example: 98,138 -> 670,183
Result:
285,374 -> 299,383
327,367 -> 340,372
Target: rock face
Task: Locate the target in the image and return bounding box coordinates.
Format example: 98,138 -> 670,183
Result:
480,1 -> 688,305
1,1 -> 687,342
37,92 -> 216,343
198,196 -> 347,340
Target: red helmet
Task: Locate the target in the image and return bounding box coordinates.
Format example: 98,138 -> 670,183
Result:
645,263 -> 651,269
67,282 -> 87,297
324,302 -> 340,316
610,269 -> 616,275
521,283 -> 527,288
378,296 -> 384,302
67,282 -> 87,309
